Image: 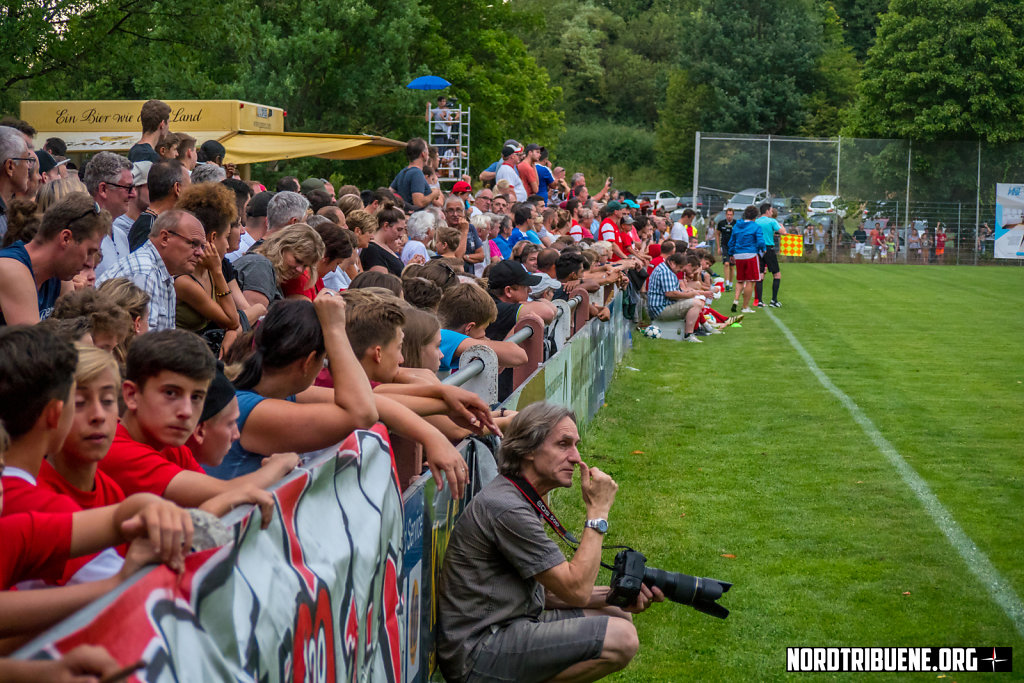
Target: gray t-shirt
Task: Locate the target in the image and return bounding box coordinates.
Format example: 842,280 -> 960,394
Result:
233,252 -> 282,302
437,476 -> 566,681
390,166 -> 430,207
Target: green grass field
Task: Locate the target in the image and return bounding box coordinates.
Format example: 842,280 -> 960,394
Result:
552,263 -> 1024,681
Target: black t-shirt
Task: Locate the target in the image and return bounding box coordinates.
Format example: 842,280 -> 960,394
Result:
486,297 -> 522,402
221,257 -> 236,283
360,241 -> 404,277
128,211 -> 158,252
128,142 -> 161,163
552,286 -> 570,301
485,298 -> 520,341
854,229 -> 867,243
717,219 -> 736,251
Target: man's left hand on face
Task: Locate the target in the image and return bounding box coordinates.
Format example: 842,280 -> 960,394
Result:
622,583 -> 666,614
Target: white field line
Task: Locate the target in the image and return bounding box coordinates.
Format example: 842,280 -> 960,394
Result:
767,311 -> 1024,637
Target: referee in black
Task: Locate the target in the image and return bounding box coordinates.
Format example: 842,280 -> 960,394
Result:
754,202 -> 786,307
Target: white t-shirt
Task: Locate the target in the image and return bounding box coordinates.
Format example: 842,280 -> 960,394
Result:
496,163 -> 527,202
670,221 -> 689,241
322,266 -> 352,291
226,230 -> 256,263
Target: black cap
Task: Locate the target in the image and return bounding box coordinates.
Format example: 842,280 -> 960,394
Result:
35,149 -> 58,174
199,363 -> 237,423
524,143 -> 541,153
246,191 -> 275,218
488,259 -> 542,290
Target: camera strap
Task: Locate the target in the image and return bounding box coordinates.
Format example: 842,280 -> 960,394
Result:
504,475 -> 579,547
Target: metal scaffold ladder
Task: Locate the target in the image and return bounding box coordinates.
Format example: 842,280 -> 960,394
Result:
428,104 -> 470,185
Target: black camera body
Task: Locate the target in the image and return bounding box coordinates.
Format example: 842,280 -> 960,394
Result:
607,549 -> 732,619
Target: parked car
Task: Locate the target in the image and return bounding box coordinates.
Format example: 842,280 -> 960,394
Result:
808,194 -> 846,218
676,193 -> 723,217
637,190 -> 680,212
769,196 -> 805,226
724,188 -> 770,212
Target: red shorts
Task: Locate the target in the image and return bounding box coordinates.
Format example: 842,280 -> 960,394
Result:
734,256 -> 762,282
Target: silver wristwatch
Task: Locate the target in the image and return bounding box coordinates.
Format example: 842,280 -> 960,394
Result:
584,518 -> 609,534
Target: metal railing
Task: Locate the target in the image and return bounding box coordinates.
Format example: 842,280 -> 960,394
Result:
443,293 -> 586,393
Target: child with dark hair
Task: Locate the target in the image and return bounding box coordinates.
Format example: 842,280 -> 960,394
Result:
0,326 -> 193,593
99,329 -> 297,506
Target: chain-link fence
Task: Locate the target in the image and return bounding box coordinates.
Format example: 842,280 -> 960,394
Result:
692,132 -> 1024,265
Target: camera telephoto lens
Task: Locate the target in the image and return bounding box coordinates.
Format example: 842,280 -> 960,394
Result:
643,567 -> 732,619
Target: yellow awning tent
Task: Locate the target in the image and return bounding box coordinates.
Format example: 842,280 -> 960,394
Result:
19,99 -> 405,164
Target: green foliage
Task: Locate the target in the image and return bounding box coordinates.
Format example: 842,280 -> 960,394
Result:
416,0 -> 564,173
848,0 -> 1024,142
832,0 -> 887,60
685,0 -> 823,135
655,69 -> 708,182
799,1 -> 861,136
0,0 -> 250,113
551,122 -> 672,193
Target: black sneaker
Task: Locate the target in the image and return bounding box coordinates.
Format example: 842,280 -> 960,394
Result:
694,329 -> 713,337
769,300 -> 782,308
755,301 -> 766,308
730,301 -> 738,313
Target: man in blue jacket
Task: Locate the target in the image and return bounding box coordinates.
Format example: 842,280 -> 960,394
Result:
728,206 -> 766,313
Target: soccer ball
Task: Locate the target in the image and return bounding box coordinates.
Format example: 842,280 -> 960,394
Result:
642,324 -> 662,339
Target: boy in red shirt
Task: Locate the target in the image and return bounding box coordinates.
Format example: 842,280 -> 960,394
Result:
0,327 -> 189,586
99,329 -> 297,507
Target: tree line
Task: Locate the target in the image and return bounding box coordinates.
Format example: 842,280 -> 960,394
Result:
2,0 -> 1022,189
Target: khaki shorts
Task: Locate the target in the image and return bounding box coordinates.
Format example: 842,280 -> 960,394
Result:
655,297 -> 702,321
466,609 -> 609,683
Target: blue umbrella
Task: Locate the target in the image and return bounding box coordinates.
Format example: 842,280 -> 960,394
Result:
407,75 -> 451,90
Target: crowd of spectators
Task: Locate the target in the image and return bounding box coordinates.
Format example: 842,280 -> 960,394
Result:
0,99 -> 758,678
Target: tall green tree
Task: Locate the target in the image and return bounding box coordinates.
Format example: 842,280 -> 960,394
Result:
847,0 -> 1024,142
0,0 -> 248,113
831,0 -> 887,60
684,0 -> 823,135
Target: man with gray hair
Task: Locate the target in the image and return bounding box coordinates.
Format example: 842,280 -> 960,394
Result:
99,209 -> 207,330
438,402 -> 662,683
190,162 -> 227,184
0,126 -> 35,238
266,190 -> 309,235
84,152 -> 135,275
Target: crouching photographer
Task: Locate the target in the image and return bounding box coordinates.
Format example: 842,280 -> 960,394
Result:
437,402 -> 664,683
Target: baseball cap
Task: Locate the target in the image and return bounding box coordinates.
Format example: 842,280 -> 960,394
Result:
300,177 -> 326,194
502,139 -> 524,157
452,180 -> 472,193
246,190 -> 275,218
623,214 -> 635,225
35,150 -> 58,174
488,259 -> 542,290
624,199 -> 639,208
530,273 -> 562,298
131,160 -> 152,186
605,200 -> 625,211
524,143 -> 541,153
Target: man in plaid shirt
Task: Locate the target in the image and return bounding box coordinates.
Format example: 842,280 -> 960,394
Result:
647,252 -> 706,343
98,210 -> 206,331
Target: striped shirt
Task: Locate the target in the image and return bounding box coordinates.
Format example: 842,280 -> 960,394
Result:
646,261 -> 680,319
97,240 -> 176,330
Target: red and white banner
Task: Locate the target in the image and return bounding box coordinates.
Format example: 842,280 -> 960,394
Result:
21,425 -> 404,683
